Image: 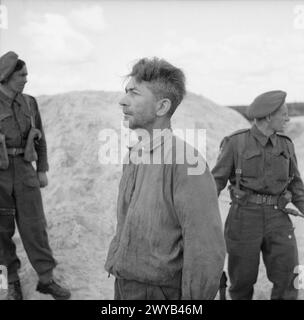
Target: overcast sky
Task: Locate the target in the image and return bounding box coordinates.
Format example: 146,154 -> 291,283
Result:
0,0 -> 304,105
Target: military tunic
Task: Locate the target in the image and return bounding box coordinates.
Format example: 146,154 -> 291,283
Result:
0,90 -> 56,284
212,124 -> 304,299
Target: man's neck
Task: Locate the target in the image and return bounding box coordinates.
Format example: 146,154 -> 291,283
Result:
136,118 -> 171,138
134,119 -> 171,150
255,121 -> 274,137
0,84 -> 16,99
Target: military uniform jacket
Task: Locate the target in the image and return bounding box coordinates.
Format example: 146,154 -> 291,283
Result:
212,124 -> 304,214
0,90 -> 48,172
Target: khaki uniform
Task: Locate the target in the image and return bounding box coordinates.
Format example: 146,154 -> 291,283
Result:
212,125 -> 304,299
0,90 -> 56,283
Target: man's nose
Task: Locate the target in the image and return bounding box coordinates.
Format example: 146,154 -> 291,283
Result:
119,95 -> 129,107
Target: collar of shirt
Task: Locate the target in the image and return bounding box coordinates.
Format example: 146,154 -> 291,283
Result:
251,124 -> 277,147
0,89 -> 23,107
0,87 -> 13,104
129,127 -> 173,154
14,94 -> 25,107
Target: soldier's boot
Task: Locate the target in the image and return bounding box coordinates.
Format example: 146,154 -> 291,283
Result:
7,280 -> 23,300
36,279 -> 71,300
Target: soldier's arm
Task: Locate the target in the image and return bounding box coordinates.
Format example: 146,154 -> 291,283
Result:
287,142 -> 304,213
173,161 -> 226,300
31,97 -> 49,172
211,137 -> 235,195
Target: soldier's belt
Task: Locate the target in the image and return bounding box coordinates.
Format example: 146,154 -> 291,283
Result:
0,208 -> 15,216
7,148 -> 25,156
247,193 -> 279,205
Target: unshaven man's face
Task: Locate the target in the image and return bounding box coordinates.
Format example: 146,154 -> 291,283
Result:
6,65 -> 28,93
119,77 -> 158,131
269,103 -> 290,132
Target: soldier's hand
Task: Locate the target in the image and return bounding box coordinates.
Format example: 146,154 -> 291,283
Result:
37,171 -> 48,188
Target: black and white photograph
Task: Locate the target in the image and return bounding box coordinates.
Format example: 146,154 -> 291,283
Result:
0,0 -> 304,305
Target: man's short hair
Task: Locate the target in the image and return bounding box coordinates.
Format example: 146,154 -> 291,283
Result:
128,57 -> 186,116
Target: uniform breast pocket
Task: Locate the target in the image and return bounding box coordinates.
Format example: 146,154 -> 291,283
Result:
272,150 -> 290,181
241,149 -> 262,178
0,113 -> 13,134
16,108 -> 32,135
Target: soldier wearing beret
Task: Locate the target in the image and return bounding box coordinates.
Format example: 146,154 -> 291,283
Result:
0,51 -> 71,300
212,90 -> 304,299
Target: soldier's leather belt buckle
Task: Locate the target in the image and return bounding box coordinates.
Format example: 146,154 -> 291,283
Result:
7,148 -> 25,156
248,193 -> 278,205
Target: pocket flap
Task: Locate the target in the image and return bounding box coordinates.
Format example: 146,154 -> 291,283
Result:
272,149 -> 289,159
23,111 -> 32,120
0,113 -> 12,122
23,177 -> 40,188
243,149 -> 261,159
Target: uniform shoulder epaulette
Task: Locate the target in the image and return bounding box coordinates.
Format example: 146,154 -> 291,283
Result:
276,132 -> 293,143
22,93 -> 35,101
23,93 -> 38,108
22,94 -> 38,116
219,128 -> 249,147
227,128 -> 250,138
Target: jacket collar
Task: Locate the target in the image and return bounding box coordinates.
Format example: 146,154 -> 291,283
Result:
0,87 -> 13,104
129,127 -> 173,154
0,88 -> 23,107
251,124 -> 277,147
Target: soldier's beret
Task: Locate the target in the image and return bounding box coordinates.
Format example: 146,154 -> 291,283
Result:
0,51 -> 19,82
247,90 -> 287,120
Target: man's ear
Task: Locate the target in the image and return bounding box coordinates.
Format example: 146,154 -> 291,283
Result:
156,98 -> 171,117
265,114 -> 271,122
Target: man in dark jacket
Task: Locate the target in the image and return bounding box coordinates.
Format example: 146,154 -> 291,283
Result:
105,57 -> 226,300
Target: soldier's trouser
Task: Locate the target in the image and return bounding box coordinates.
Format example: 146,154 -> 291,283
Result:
225,202 -> 298,300
0,156 -> 56,284
114,278 -> 181,300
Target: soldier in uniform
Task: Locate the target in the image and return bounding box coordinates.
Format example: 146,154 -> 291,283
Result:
0,51 -> 71,300
212,90 -> 304,300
